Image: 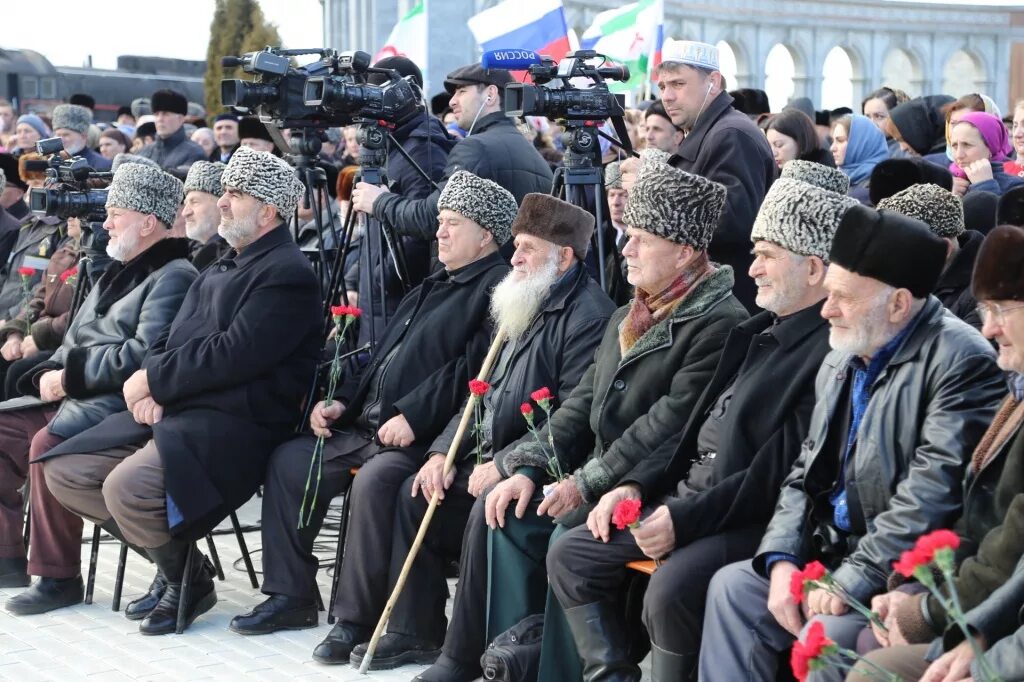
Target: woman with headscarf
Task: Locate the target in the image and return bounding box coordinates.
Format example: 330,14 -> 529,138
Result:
831,114 -> 890,203
11,115 -> 50,157
949,111 -> 1024,197
861,86 -> 910,157
1004,100 -> 1024,179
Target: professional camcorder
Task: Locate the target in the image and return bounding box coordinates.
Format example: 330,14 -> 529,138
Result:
27,137 -> 110,221
220,46 -> 422,128
505,50 -> 629,121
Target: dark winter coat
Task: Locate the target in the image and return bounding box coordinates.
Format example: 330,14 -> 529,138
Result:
496,266 -> 748,526
623,302 -> 831,547
935,230 -> 984,330
0,237 -> 79,350
966,161 -> 1024,198
189,234 -> 232,273
0,215 -> 64,319
668,92 -> 776,312
40,224 -> 322,539
80,147 -> 112,172
10,238 -> 196,438
137,126 -> 208,178
372,112 -> 553,243
754,298 -> 1004,603
434,265 -> 614,468
335,250 -> 509,445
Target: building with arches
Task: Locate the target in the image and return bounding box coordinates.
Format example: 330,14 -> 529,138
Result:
323,0 -> 1024,111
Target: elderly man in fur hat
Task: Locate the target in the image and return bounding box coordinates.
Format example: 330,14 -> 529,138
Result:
180,161 -> 232,271
136,89 -> 207,177
877,183 -> 983,329
700,205 -> 1005,682
228,171 -> 513,650
39,146 -> 321,635
542,177 -> 857,681
477,158 -> 749,681
344,194 -> 615,678
50,104 -> 111,171
0,163 -> 197,613
844,224 -> 1024,682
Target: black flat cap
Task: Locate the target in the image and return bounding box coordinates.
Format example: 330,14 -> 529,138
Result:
443,64 -> 514,94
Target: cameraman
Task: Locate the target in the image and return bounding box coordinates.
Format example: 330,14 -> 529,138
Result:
351,64 -> 553,256
51,105 -> 111,172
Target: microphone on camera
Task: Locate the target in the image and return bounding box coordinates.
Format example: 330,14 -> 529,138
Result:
480,49 -> 544,71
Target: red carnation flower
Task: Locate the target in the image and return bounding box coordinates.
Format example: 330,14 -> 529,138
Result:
790,621 -> 833,682
331,305 -> 361,319
468,379 -> 490,396
520,402 -> 533,416
530,387 -> 553,403
893,529 -> 961,577
59,266 -> 78,283
17,267 -> 35,278
789,560 -> 828,604
611,498 -> 642,530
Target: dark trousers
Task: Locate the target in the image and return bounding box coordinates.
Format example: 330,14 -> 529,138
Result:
259,430 -> 379,600
4,351 -> 55,400
386,461 -> 474,642
548,520 -> 764,655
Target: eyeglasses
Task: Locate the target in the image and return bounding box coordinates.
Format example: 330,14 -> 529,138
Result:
976,302 -> 1024,325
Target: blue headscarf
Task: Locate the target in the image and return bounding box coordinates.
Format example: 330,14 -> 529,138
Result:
839,114 -> 890,186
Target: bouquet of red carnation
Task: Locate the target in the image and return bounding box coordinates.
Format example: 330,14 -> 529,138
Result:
298,304 -> 361,529
789,560 -> 885,631
520,386 -> 566,486
790,621 -> 899,681
468,379 -> 491,466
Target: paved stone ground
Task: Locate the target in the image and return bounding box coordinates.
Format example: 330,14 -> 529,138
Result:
0,495 -> 652,681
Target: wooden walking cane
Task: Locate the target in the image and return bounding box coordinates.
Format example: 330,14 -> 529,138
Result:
359,327 -> 508,674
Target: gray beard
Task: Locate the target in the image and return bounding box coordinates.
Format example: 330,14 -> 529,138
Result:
489,257 -> 561,344
106,227 -> 140,262
219,210 -> 260,249
186,217 -> 220,244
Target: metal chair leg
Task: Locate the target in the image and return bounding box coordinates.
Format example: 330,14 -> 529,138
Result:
231,512 -> 259,589
175,544 -> 195,635
112,543 -> 129,611
327,480 -> 354,625
205,534 -> 225,581
85,525 -> 101,604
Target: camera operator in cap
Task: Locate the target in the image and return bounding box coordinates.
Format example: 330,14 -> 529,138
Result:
51,104 -> 111,172
0,162 -> 196,614
39,146 -> 321,635
628,40 -> 775,313
350,63 -> 552,261
137,89 -> 207,177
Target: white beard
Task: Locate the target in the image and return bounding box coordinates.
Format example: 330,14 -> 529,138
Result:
828,296 -> 896,357
106,226 -> 140,262
489,256 -> 561,344
219,209 -> 260,249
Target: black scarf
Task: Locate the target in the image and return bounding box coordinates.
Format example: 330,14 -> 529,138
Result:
94,237 -> 191,315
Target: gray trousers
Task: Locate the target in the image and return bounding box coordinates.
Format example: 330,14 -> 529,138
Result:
699,560 -> 868,682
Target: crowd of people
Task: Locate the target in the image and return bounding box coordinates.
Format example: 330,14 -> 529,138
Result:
0,35 -> 1022,682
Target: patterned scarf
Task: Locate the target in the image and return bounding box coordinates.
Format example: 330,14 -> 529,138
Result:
619,251 -> 713,354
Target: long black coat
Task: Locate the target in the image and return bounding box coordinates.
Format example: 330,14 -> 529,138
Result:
373,112 -> 553,243
336,250 -> 509,445
669,92 -> 776,312
623,303 -> 830,547
41,224 -> 322,539
934,230 -> 983,330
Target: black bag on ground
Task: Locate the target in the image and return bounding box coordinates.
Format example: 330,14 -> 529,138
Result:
480,613 -> 545,681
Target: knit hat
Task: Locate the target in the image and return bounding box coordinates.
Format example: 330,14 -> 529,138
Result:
183,161 -> 226,197
131,98 -> 152,118
15,114 -> 49,139
622,160 -> 726,250
0,154 -> 26,191
972,225 -> 1024,301
830,205 -> 946,298
511,193 -> 595,260
780,160 -> 850,195
111,153 -> 159,172
51,104 -> 92,135
605,161 -> 623,189
105,163 -> 184,228
437,170 -> 517,245
751,178 -> 858,261
221,146 -> 304,219
370,56 -> 424,90
876,184 -> 964,238
150,89 -> 188,115
997,186 -> 1024,228
869,157 -> 953,206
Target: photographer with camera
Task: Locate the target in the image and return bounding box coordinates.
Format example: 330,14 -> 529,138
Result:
351,64 -> 553,255
51,105 -> 111,173
137,90 -> 208,178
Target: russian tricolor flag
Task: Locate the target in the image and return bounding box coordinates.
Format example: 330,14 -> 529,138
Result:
468,0 -> 571,75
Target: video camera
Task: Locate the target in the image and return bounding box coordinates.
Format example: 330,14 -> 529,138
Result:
220,46 -> 422,128
27,137 -> 110,221
504,50 -> 629,121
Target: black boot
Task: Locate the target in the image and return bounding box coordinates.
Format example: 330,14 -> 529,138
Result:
349,632 -> 441,670
124,569 -> 168,621
650,643 -> 696,682
311,621 -> 371,665
139,542 -> 216,635
5,576 -> 84,615
414,653 -> 482,682
563,602 -> 641,682
0,556 -> 29,588
229,594 -> 318,635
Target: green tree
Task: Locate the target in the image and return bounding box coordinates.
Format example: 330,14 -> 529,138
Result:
204,0 -> 284,115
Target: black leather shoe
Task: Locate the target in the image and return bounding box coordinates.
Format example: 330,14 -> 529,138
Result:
0,557 -> 29,588
138,546 -> 216,636
5,576 -> 84,615
349,632 -> 441,671
124,570 -> 167,621
311,622 -> 371,665
229,594 -> 318,635
415,653 -> 482,681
